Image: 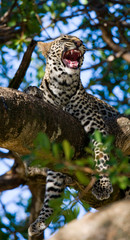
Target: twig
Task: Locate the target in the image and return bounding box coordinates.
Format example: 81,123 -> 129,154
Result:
99,26 -> 130,63
108,0 -> 130,4
0,0 -> 18,24
82,53 -> 115,72
79,177 -> 96,200
64,161 -> 96,175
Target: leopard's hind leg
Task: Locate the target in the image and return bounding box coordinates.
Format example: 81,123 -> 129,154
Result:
28,170 -> 69,236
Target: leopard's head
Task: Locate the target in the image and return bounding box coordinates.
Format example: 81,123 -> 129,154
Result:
38,35 -> 86,72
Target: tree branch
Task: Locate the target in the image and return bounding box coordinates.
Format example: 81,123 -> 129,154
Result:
88,0 -> 130,63
0,150 -> 14,159
0,0 -> 18,24
9,40 -> 37,89
0,87 -> 88,155
100,26 -> 130,63
49,200 -> 130,240
0,25 -> 22,44
0,151 -> 26,192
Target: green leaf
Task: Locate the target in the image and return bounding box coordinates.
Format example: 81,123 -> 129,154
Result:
62,140 -> 74,161
81,200 -> 90,211
75,171 -> 89,185
63,209 -> 76,222
118,176 -> 129,189
125,108 -> 130,115
93,130 -> 102,143
52,143 -> 60,158
34,133 -> 51,151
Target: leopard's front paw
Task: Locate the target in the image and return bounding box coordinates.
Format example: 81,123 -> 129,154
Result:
92,176 -> 113,200
24,86 -> 43,99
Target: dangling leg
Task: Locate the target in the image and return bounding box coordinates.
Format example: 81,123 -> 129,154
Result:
91,139 -> 113,200
28,169 -> 69,236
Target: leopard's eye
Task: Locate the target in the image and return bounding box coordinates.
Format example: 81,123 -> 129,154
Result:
61,37 -> 68,41
63,35 -> 67,38
61,34 -> 68,38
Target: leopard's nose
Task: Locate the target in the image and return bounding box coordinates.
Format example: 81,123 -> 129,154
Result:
74,40 -> 82,47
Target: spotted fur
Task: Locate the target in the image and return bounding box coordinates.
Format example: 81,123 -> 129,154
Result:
28,170 -> 67,236
27,35 -> 122,236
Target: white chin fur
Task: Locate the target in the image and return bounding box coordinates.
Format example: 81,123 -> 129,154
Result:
64,66 -> 79,74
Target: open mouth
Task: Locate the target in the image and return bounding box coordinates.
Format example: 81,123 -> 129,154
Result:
62,49 -> 81,69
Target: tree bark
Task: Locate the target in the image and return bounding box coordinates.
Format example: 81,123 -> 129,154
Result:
0,87 -> 88,155
49,200 -> 130,240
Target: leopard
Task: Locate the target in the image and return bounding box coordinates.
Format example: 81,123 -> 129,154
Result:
26,35 -> 128,236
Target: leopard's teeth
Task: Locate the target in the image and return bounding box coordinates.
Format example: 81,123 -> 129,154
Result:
66,51 -> 70,56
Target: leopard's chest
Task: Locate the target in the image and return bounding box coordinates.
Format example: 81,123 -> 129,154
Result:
41,66 -> 80,106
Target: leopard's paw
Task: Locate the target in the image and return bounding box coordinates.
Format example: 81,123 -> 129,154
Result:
24,86 -> 43,99
92,176 -> 113,200
28,220 -> 46,237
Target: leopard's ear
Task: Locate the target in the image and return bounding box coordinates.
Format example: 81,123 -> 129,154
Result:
37,42 -> 52,57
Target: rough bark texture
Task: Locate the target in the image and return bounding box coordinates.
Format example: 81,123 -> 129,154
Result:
0,87 -> 88,155
49,200 -> 130,240
106,116 -> 130,155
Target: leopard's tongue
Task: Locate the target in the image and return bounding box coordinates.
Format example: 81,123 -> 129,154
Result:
63,59 -> 79,68
62,49 -> 81,69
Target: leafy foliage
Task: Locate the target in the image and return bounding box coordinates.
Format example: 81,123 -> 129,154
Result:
26,132 -> 129,186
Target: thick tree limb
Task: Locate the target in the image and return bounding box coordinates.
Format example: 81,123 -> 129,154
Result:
49,200 -> 130,240
0,86 -> 129,209
107,116 -> 130,155
0,87 -> 88,155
